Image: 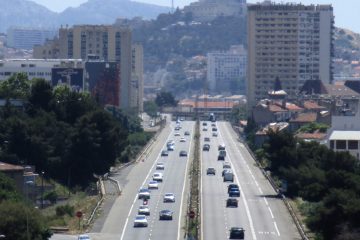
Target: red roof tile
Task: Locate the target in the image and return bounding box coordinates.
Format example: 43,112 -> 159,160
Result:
179,100 -> 236,108
290,112 -> 317,123
303,100 -> 325,110
296,132 -> 327,140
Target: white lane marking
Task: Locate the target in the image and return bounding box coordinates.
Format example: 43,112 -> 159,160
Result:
274,222 -> 281,236
120,123 -> 174,240
264,197 -> 269,206
254,181 -> 259,187
177,123 -> 195,240
218,124 -> 257,240
200,122 -> 204,240
259,188 -> 263,195
268,207 -> 274,219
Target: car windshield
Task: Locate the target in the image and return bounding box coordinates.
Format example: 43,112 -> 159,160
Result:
136,216 -> 146,220
165,193 -> 173,197
139,189 -> 149,193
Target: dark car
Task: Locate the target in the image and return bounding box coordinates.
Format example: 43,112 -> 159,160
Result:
218,150 -> 226,160
203,144 -> 210,151
184,131 -> 190,136
228,184 -> 239,193
204,137 -> 210,142
226,198 -> 238,208
202,122 -> 208,126
212,127 -> 218,132
229,227 -> 245,239
159,210 -> 173,220
222,169 -> 231,176
179,150 -> 188,157
161,150 -> 169,156
206,167 -> 216,175
229,188 -> 241,197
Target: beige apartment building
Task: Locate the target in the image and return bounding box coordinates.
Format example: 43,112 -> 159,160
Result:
131,44 -> 144,112
247,2 -> 334,110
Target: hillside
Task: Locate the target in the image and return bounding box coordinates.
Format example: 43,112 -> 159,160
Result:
334,27 -> 360,60
0,0 -> 170,33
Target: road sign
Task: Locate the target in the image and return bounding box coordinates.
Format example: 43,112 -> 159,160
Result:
189,210 -> 195,219
76,211 -> 83,218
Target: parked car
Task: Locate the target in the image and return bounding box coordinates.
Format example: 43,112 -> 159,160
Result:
229,227 -> 245,239
206,167 -> 216,175
159,210 -> 173,220
226,198 -> 238,208
163,193 -> 175,202
133,215 -> 148,227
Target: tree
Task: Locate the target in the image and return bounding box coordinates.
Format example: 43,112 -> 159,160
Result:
0,172 -> 22,202
144,101 -> 159,118
0,73 -> 30,99
28,78 -> 53,111
155,91 -> 177,107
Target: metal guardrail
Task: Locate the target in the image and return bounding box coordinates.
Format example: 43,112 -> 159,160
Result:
230,125 -> 309,240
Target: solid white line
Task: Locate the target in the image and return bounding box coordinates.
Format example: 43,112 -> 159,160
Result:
264,197 -> 269,206
218,123 -> 257,240
177,122 -> 195,240
120,123 -> 174,240
274,222 -> 281,236
268,207 -> 274,219
254,181 -> 259,187
200,122 -> 204,240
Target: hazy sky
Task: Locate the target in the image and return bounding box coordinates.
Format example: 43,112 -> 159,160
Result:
30,0 -> 360,33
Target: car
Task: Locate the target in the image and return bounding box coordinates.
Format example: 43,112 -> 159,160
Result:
204,137 -> 210,142
212,127 -> 218,132
184,131 -> 190,136
176,119 -> 180,123
148,180 -> 159,189
223,162 -> 231,169
156,162 -> 165,170
206,167 -> 216,175
226,198 -> 238,208
228,184 -> 239,193
138,188 -> 150,200
180,117 -> 185,121
163,193 -> 175,202
202,122 -> 208,126
218,144 -> 226,150
78,235 -> 91,240
161,150 -> 169,156
212,132 -> 218,137
133,215 -> 148,227
153,172 -> 163,182
180,137 -> 186,142
218,150 -> 227,160
223,171 -> 234,182
202,127 -> 208,131
222,169 -> 232,176
203,144 -> 210,151
179,150 -> 188,157
229,227 -> 245,239
159,209 -> 173,220
167,145 -> 175,151
229,188 -> 240,197
211,123 -> 216,127
138,205 -> 150,215
167,140 -> 175,145
174,132 -> 181,136
174,126 -> 180,131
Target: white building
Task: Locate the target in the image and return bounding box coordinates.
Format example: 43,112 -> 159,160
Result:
0,59 -> 83,82
7,27 -> 57,50
326,103 -> 360,160
207,45 -> 247,94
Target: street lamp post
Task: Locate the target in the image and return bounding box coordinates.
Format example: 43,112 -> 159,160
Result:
41,171 -> 45,209
25,181 -> 34,240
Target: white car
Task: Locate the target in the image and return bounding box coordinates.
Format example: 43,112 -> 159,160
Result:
78,235 -> 91,240
153,172 -> 163,182
138,205 -> 150,216
180,137 -> 186,142
156,163 -> 165,170
163,193 -> 175,202
174,132 -> 181,136
133,215 -> 148,227
148,180 -> 159,189
138,188 -> 150,199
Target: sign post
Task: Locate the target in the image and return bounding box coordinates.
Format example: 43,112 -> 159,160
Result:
76,211 -> 83,230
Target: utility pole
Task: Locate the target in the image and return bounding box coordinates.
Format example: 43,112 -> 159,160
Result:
41,171 -> 45,209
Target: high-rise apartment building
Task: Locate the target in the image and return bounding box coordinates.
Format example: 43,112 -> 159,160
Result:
7,27 -> 57,50
207,45 -> 247,94
247,2 -> 334,109
131,44 -> 144,112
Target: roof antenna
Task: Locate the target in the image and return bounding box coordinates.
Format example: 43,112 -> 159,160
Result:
171,0 -> 174,13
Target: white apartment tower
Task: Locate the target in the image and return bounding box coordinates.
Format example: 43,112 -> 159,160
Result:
247,2 -> 334,109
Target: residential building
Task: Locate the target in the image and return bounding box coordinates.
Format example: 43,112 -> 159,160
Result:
255,122 -> 289,147
247,2 -> 334,110
0,162 -> 24,194
7,27 -> 57,50
131,44 -> 144,112
184,0 -> 246,21
33,38 -> 60,59
0,59 -> 83,82
207,45 -> 247,94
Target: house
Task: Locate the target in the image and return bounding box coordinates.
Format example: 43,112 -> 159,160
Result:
0,161 -> 24,193
255,122 -> 289,147
295,131 -> 327,143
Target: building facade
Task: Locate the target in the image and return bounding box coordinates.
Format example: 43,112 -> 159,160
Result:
247,2 -> 334,109
207,45 -> 247,94
7,27 -> 57,50
131,44 -> 144,112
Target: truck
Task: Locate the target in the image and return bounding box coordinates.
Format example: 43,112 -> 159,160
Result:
223,171 -> 234,182
218,150 -> 226,160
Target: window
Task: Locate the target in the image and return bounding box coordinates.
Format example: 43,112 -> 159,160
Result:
348,140 -> 358,150
336,140 -> 346,150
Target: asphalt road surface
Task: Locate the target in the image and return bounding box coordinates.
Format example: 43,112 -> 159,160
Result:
200,121 -> 301,240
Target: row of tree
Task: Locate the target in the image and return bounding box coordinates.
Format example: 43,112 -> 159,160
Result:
0,73 -> 139,188
260,130 -> 360,239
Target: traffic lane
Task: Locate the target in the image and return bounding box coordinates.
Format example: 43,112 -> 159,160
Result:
219,122 -> 301,239
121,121 -> 195,240
100,121 -> 174,235
149,121 -> 194,240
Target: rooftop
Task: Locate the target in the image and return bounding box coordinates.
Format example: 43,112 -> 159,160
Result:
290,112 -> 317,123
0,162 -> 24,172
329,130 -> 360,141
303,100 -> 326,110
256,122 -> 289,136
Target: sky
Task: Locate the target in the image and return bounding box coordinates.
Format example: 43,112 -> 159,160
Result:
30,0 -> 360,33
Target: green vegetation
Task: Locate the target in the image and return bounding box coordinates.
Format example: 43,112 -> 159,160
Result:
261,130 -> 360,239
155,91 -> 178,108
297,122 -> 329,133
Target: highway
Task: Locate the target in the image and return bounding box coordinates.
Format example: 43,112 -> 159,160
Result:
201,121 -> 301,240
